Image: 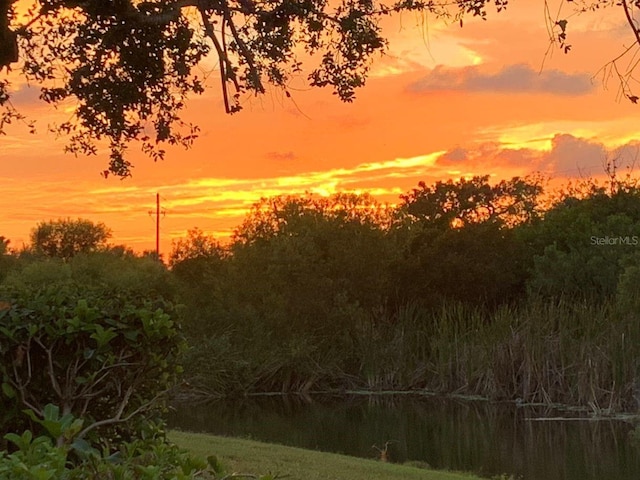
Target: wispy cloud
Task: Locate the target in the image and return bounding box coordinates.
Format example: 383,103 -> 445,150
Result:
0,151 -> 447,249
408,64 -> 595,96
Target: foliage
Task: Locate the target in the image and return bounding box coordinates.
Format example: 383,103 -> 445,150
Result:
0,236 -> 17,283
0,242 -> 267,480
234,192 -> 391,241
170,228 -> 227,325
397,175 -> 543,228
29,218 -> 112,260
2,174 -> 601,412
616,250 -> 640,315
391,175 -> 542,307
170,228 -> 227,267
230,193 -> 392,339
0,236 -> 9,255
0,263 -> 184,448
69,251 -> 177,300
13,176 -> 640,415
0,427 -> 224,479
171,193 -> 393,393
394,222 -> 528,307
2,251 -> 176,300
168,228 -> 230,353
0,231 -> 296,480
525,186 -> 640,301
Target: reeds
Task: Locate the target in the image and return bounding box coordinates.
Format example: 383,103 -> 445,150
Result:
354,298 -> 640,411
180,297 -> 640,412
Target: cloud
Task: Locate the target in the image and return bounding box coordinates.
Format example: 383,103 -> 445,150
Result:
370,53 -> 427,78
437,142 -> 525,168
610,141 -> 640,165
434,134 -> 640,179
9,85 -> 42,106
265,151 -> 298,162
408,64 -> 595,96
545,134 -> 606,174
439,147 -> 468,163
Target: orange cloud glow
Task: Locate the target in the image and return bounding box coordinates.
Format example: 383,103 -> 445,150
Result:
2,0 -> 640,256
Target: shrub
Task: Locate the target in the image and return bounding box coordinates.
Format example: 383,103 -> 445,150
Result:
0,426 -> 222,479
0,273 -> 184,448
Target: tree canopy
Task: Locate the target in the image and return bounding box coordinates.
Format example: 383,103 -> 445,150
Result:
1,0 -> 637,176
30,218 -> 111,260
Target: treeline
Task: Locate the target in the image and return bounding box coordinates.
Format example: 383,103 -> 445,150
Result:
2,174 -> 640,411
166,174 -> 640,411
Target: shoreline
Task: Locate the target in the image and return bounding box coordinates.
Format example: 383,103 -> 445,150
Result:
171,388 -> 640,422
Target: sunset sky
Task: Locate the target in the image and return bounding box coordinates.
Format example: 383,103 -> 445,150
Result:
2,0 -> 640,255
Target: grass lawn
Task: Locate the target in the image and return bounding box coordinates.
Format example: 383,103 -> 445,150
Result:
168,430 -> 484,480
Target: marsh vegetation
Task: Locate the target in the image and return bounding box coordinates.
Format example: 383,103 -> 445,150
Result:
170,173 -> 640,412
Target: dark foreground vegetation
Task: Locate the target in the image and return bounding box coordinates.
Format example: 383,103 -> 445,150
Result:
1,171 -> 640,477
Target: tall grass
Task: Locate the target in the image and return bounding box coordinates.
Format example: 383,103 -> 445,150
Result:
354,299 -> 640,411
180,297 -> 640,412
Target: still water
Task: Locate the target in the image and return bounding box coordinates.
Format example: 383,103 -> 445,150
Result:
167,394 -> 640,480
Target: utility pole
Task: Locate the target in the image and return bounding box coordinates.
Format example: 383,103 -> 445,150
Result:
149,193 -> 165,261
156,193 -> 160,260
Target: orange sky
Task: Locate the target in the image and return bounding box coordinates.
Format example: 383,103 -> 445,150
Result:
2,0 -> 640,255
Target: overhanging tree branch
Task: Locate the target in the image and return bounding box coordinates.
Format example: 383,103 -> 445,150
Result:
621,0 -> 640,47
220,0 -> 265,94
198,5 -> 242,113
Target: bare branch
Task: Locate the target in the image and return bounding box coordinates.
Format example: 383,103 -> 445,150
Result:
75,388 -> 166,440
11,341 -> 32,391
220,0 -> 265,93
621,0 -> 640,48
198,6 -> 241,113
10,343 -> 42,416
33,337 -> 63,398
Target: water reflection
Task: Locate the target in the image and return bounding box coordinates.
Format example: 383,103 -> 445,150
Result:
167,395 -> 640,480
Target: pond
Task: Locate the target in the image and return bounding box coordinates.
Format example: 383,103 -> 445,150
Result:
167,394 -> 640,480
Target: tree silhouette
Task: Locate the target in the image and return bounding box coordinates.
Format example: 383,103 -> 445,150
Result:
30,218 -> 111,260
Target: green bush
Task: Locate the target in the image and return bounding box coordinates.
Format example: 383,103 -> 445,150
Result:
2,252 -> 176,301
0,263 -> 184,448
0,253 -> 272,480
0,426 -> 222,479
0,237 -> 17,283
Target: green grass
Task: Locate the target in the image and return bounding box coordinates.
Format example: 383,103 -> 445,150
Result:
168,430 -> 483,480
